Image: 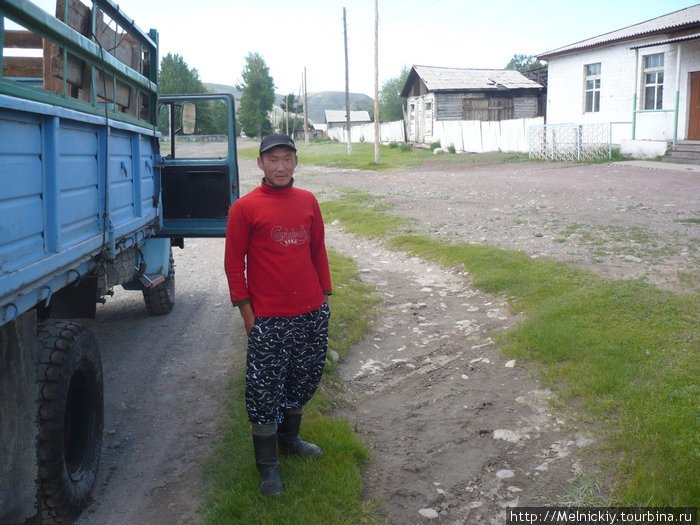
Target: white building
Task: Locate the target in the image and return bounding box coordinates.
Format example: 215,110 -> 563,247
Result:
538,5 -> 700,158
324,110 -> 371,133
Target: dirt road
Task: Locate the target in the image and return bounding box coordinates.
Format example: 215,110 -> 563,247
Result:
76,155 -> 697,524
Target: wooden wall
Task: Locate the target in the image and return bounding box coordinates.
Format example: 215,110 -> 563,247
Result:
434,90 -> 539,121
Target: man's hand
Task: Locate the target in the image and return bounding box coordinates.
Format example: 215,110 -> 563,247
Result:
238,302 -> 255,334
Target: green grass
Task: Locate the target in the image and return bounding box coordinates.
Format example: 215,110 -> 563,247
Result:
321,193 -> 700,506
201,250 -> 382,524
321,188 -> 410,238
237,141 -> 529,171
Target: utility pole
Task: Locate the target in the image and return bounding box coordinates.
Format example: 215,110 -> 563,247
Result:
303,68 -> 309,147
343,7 -> 352,155
374,0 -> 380,163
285,95 -> 289,135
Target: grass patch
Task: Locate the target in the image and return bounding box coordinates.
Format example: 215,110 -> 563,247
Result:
237,141 -> 530,171
321,189 -> 411,238
325,195 -> 700,506
201,249 -> 382,524
675,218 -> 700,225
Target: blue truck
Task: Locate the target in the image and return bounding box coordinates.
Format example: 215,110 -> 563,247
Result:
0,1 -> 238,522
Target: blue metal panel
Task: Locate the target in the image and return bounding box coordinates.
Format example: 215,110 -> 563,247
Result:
43,116 -> 59,253
132,133 -> 142,217
0,94 -> 160,324
139,237 -> 169,276
0,109 -> 44,272
108,130 -> 136,227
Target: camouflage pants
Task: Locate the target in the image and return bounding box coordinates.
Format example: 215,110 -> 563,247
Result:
245,303 -> 330,425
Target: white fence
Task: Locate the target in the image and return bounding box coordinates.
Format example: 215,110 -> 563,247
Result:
327,117 -> 544,154
327,120 -> 405,144
528,123 -> 624,161
431,117 -> 544,153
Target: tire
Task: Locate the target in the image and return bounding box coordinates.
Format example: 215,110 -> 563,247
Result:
142,250 -> 175,315
36,321 -> 103,523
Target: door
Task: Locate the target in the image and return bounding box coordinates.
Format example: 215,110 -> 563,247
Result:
157,93 -> 239,237
689,72 -> 700,140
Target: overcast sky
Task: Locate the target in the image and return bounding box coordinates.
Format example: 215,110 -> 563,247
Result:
24,0 -> 699,97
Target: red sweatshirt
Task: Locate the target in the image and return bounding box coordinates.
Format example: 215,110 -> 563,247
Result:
224,182 -> 332,317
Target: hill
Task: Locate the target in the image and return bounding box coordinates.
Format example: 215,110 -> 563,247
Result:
204,83 -> 373,124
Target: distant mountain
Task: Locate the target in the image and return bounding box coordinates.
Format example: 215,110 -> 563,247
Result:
204,83 -> 373,124
206,83 -> 241,99
304,91 -> 373,123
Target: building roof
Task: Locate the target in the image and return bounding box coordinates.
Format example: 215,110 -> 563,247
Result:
324,110 -> 371,124
538,4 -> 700,59
400,65 -> 542,97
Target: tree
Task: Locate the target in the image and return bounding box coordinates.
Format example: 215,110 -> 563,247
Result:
353,99 -> 374,122
158,53 -> 229,136
505,54 -> 546,73
280,93 -> 302,114
379,66 -> 410,123
237,52 -> 276,138
159,53 -> 206,94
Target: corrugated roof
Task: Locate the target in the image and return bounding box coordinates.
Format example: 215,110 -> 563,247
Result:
538,4 -> 700,59
408,65 -> 542,92
324,110 -> 371,123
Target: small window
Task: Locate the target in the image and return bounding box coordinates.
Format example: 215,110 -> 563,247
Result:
643,53 -> 664,110
584,63 -> 601,113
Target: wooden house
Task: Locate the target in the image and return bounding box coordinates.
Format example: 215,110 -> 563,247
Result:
400,65 -> 543,144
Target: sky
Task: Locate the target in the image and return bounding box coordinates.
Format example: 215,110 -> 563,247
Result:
21,0 -> 700,98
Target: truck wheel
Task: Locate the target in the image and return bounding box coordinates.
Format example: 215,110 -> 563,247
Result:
142,250 -> 175,315
36,322 -> 103,523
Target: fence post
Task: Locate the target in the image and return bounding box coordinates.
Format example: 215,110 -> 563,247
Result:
550,127 -> 555,161
577,125 -> 582,161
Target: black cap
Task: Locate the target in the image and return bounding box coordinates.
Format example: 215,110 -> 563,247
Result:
259,134 -> 296,154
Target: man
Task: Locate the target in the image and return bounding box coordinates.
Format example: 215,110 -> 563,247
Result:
224,134 -> 332,496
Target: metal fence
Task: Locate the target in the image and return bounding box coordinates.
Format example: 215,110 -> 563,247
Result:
529,123 -> 611,161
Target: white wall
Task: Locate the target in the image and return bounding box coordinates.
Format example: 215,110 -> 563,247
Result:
433,117 -> 544,153
545,38 -> 700,142
327,120 -> 405,144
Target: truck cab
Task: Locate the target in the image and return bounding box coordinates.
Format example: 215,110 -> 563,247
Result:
158,93 -> 239,238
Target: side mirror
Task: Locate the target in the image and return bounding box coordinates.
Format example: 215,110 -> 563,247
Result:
182,102 -> 197,135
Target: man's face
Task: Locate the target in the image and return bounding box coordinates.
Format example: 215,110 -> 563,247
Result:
258,146 -> 297,188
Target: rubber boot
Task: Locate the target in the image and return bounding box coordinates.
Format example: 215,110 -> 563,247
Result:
252,424 -> 284,496
277,409 -> 322,457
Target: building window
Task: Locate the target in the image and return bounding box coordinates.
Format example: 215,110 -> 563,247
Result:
462,96 -> 513,121
643,53 -> 664,110
584,63 -> 601,113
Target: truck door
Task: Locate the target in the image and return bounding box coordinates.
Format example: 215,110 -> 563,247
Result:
157,93 -> 238,237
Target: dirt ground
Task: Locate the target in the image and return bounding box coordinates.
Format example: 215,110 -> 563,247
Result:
75,152 -> 698,525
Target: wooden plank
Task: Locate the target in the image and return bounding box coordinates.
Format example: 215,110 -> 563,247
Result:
45,0 -> 91,97
3,57 -> 43,78
93,9 -> 140,113
4,30 -> 43,49
57,0 -> 91,35
39,0 -> 140,111
43,40 -> 63,93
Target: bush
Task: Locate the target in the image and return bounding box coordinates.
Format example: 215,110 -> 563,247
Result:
399,143 -> 413,152
389,142 -> 399,149
430,141 -> 441,150
447,144 -> 456,154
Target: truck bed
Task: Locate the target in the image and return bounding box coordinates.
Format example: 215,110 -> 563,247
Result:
0,95 -> 162,324
1,0 -> 163,325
